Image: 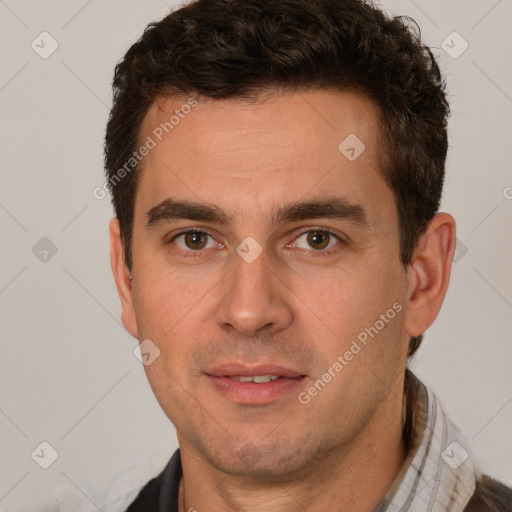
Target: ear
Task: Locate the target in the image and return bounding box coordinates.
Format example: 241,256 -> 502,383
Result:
109,218 -> 139,339
404,213 -> 456,337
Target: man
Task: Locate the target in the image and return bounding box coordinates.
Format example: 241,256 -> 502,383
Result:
104,0 -> 511,510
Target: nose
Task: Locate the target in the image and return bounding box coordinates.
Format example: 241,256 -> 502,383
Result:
214,249 -> 293,338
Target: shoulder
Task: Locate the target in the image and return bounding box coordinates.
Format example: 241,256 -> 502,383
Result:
124,450 -> 181,512
464,475 -> 512,512
125,471 -> 164,512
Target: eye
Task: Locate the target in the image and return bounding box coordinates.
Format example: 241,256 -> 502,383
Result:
172,230 -> 219,251
292,230 -> 341,251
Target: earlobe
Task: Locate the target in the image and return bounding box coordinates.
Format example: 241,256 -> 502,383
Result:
404,213 -> 456,338
109,218 -> 139,339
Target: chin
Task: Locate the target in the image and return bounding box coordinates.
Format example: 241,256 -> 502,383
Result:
197,433 -> 328,483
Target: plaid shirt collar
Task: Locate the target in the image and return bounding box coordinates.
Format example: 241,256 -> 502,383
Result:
376,370 -> 477,512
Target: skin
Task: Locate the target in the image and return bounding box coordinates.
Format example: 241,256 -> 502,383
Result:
110,90 -> 456,511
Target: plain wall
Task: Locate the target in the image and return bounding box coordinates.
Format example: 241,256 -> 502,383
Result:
1,0 -> 511,510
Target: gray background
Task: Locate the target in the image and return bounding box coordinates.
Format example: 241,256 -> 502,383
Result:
1,0 -> 511,510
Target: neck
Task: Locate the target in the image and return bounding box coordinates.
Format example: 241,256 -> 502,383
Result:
177,385 -> 407,512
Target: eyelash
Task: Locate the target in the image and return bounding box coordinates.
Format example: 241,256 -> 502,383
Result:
167,227 -> 345,258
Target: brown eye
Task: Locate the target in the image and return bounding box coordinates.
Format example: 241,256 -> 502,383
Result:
306,231 -> 330,250
173,231 -> 216,251
292,230 -> 341,252
184,232 -> 208,249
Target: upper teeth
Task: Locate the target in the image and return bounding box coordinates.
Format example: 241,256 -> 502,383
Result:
230,375 -> 279,383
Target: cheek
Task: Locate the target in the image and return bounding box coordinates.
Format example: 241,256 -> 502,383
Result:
310,292 -> 407,412
133,268 -> 205,328
291,256 -> 405,345
135,285 -> 203,416
131,281 -> 191,386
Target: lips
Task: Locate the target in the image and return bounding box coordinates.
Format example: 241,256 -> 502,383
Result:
206,363 -> 304,379
205,363 -> 306,404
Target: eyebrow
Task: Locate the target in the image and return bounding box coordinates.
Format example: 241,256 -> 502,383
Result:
145,196 -> 369,229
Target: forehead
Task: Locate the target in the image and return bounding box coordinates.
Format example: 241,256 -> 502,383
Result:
136,90 -> 392,224
142,89 -> 379,154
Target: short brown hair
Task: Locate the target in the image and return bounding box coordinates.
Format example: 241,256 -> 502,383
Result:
104,0 -> 450,358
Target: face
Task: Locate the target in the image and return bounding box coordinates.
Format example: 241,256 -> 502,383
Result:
121,90 -> 412,480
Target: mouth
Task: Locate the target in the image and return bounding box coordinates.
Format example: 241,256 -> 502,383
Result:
205,364 -> 306,405
229,375 -> 280,383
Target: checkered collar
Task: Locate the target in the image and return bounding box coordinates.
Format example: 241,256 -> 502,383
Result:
376,371 -> 477,512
